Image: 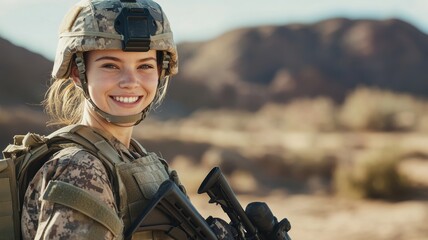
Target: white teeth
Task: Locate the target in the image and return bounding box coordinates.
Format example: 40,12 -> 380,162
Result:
113,96 -> 139,103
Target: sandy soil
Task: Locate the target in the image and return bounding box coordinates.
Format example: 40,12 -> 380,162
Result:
137,122 -> 428,240
189,191 -> 428,240
171,160 -> 428,240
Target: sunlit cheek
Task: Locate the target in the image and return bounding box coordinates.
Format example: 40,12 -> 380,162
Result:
145,75 -> 160,94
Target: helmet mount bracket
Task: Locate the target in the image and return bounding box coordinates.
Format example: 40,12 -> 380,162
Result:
115,7 -> 156,52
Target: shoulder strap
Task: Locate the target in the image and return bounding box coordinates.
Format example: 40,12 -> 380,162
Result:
46,124 -> 132,216
129,139 -> 148,156
42,180 -> 123,238
47,124 -> 125,165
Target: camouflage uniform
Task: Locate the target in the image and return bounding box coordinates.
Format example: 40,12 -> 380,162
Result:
21,136 -> 149,239
21,1 -> 186,239
20,123 -> 184,240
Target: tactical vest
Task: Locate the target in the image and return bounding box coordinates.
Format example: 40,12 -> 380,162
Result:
4,124 -> 183,240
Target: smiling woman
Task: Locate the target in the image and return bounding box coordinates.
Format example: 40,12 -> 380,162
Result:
12,1 -> 292,238
75,50 -> 160,131
18,0 -> 194,239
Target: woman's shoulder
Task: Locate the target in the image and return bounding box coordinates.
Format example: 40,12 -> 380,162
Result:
22,147 -> 118,239
43,146 -> 112,189
52,146 -> 102,168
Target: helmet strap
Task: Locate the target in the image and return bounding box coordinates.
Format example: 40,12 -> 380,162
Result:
161,53 -> 171,77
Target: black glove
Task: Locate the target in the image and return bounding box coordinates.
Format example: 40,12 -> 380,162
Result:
206,216 -> 236,240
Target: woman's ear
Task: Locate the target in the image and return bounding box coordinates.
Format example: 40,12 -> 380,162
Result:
70,64 -> 83,88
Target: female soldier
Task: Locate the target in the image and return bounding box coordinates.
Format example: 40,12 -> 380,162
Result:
19,0 -> 290,239
20,0 -> 188,239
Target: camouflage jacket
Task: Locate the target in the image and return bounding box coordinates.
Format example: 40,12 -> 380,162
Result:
21,147 -> 117,239
21,137 -> 138,240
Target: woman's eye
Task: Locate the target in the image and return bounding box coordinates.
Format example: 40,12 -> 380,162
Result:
139,64 -> 155,70
102,64 -> 118,69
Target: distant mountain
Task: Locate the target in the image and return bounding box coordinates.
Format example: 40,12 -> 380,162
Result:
164,18 -> 428,115
2,18 -> 428,116
0,38 -> 51,105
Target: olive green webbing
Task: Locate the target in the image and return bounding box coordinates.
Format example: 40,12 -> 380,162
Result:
42,180 -> 123,238
130,139 -> 148,156
86,221 -> 119,239
75,126 -> 125,164
0,158 -> 20,239
49,124 -> 124,165
46,124 -> 130,219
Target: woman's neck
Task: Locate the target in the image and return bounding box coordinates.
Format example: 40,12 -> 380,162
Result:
80,109 -> 134,148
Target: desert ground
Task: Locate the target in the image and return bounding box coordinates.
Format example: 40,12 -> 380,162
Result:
2,99 -> 428,240
135,117 -> 428,240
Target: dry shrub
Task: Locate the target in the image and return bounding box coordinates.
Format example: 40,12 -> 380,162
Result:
256,97 -> 338,132
339,87 -> 427,131
334,147 -> 410,200
176,97 -> 339,132
246,148 -> 337,194
198,146 -> 337,194
200,148 -> 256,175
183,109 -> 253,130
281,149 -> 336,182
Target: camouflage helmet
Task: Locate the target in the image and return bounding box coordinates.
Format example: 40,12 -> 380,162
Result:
52,0 -> 178,80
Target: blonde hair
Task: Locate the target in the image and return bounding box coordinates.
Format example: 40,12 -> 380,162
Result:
43,78 -> 85,126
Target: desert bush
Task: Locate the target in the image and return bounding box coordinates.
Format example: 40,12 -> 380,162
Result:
281,148 -> 337,182
178,97 -> 339,132
246,148 -> 338,194
187,109 -> 254,130
169,88 -> 428,134
339,87 -> 427,131
334,147 -> 410,200
256,97 -> 338,132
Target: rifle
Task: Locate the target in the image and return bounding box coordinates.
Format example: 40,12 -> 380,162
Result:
125,180 -> 217,240
198,167 -> 292,240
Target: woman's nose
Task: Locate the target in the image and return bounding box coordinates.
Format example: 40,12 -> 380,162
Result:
118,69 -> 139,88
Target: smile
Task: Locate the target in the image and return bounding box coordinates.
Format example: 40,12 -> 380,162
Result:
112,96 -> 141,103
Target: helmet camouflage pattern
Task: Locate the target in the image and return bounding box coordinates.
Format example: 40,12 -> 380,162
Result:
52,0 -> 178,79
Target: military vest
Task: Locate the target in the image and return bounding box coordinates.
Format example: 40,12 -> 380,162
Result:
63,125 -> 178,239
4,124 -> 181,240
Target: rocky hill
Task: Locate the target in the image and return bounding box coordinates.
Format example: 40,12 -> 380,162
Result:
165,18 -> 428,115
1,18 -> 428,115
0,38 -> 51,105
1,19 -> 428,240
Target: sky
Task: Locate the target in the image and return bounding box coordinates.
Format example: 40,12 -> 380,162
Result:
0,0 -> 427,61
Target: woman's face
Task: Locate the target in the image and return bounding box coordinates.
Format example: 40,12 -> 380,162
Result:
84,49 -> 159,117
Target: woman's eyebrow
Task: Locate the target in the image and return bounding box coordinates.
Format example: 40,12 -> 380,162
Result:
137,57 -> 157,63
95,56 -> 121,62
94,56 -> 157,62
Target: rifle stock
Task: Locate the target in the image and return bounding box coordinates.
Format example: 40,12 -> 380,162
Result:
126,180 -> 217,240
198,167 -> 260,240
